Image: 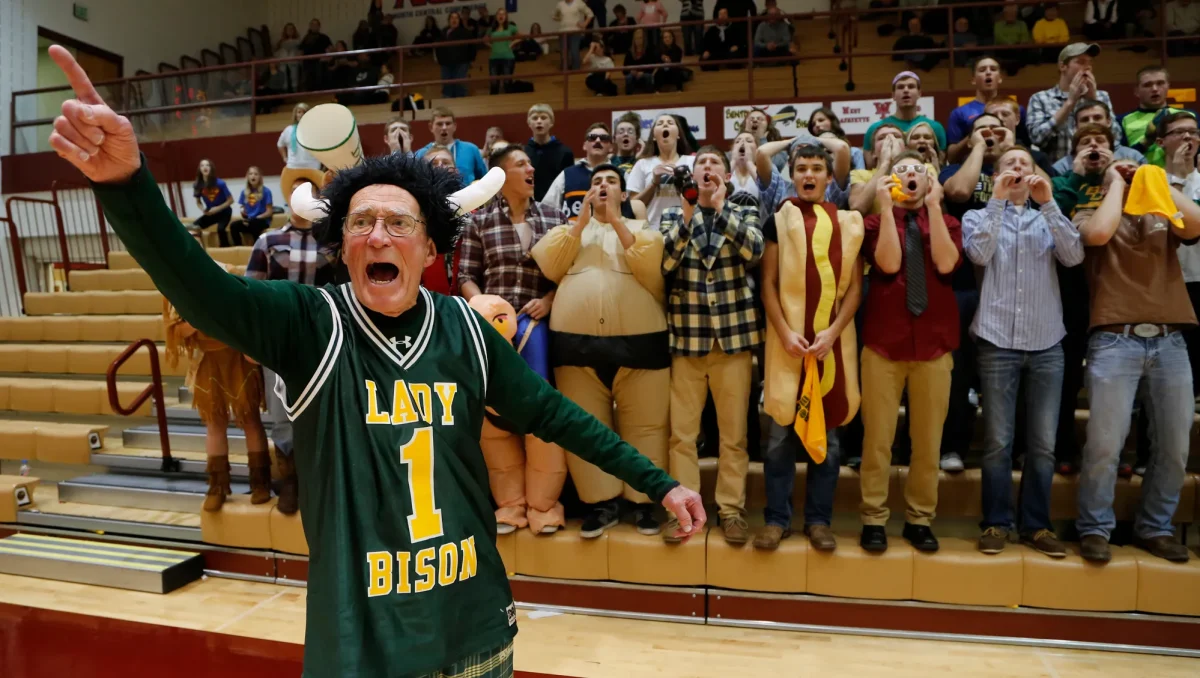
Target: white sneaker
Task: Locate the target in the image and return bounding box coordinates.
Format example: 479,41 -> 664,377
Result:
940,453 -> 965,472
496,523 -> 516,535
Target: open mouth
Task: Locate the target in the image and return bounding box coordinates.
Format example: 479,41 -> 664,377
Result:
917,145 -> 928,154
907,180 -> 918,192
524,177 -> 534,186
599,190 -> 609,200
366,262 -> 399,285
984,78 -> 994,87
802,181 -> 817,191
1013,177 -> 1023,184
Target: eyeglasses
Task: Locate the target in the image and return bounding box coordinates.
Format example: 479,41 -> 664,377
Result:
893,163 -> 927,174
1165,128 -> 1200,139
343,211 -> 425,238
586,134 -> 612,143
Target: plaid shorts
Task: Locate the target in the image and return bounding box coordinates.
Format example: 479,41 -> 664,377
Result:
418,641 -> 514,678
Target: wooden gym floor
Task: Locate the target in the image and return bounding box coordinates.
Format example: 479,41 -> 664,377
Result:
0,573 -> 1197,677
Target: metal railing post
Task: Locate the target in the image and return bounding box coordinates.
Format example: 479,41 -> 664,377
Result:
947,5 -> 956,91
3,216 -> 27,312
108,339 -> 178,472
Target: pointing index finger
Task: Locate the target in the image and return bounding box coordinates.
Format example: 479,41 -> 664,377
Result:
49,45 -> 104,106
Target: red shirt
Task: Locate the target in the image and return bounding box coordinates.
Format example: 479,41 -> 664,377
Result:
862,206 -> 963,362
421,249 -> 462,297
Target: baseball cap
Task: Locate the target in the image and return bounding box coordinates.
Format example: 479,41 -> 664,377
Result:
1058,42 -> 1101,64
892,71 -> 921,87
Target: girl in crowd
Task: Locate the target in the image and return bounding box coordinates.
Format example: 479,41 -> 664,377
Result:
808,106 -> 865,170
627,113 -> 697,225
729,131 -> 760,200
489,7 -> 520,94
654,29 -> 688,92
192,159 -> 235,248
743,107 -> 785,170
276,103 -> 321,172
483,126 -> 506,157
905,120 -> 943,174
420,146 -> 462,296
437,11 -> 477,98
413,16 -> 441,57
848,123 -> 908,216
274,23 -> 302,91
584,39 -> 619,96
230,166 -> 274,246
623,28 -> 659,95
514,23 -> 550,60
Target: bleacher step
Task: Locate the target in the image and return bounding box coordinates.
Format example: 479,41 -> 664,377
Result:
0,532 -> 203,593
57,473 -> 250,514
124,423 -> 248,455
90,451 -> 249,479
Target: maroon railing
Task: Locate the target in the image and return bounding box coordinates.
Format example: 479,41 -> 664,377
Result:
0,215 -> 24,316
107,339 -> 179,473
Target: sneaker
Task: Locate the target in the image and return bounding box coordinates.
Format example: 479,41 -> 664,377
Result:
1055,460 -> 1078,475
1134,535 -> 1191,563
633,505 -> 660,536
940,453 -> 964,473
662,517 -> 684,544
978,527 -> 1007,554
860,525 -> 888,552
579,502 -> 619,539
1117,462 -> 1134,479
846,456 -> 862,471
902,523 -> 940,552
540,525 -> 560,535
753,524 -> 789,550
805,524 -> 837,551
496,523 -> 516,535
1133,465 -> 1147,477
1080,535 -> 1112,563
722,515 -> 750,545
1021,529 -> 1067,558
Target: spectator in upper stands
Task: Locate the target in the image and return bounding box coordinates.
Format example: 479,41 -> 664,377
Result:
992,3 -> 1032,75
514,23 -> 550,61
323,40 -> 356,92
638,0 -> 670,52
864,72 -> 947,166
701,8 -> 747,71
1156,112 -> 1200,391
476,6 -> 498,37
613,112 -> 643,173
986,98 -> 1055,176
556,0 -> 596,71
275,22 -> 302,91
1083,0 -> 1120,41
588,0 -> 609,27
1028,43 -> 1122,165
412,16 -> 441,58
713,0 -> 758,19
375,14 -> 399,58
483,126 -> 506,159
892,16 -> 940,73
583,39 -> 619,96
338,53 -> 386,106
963,146 -> 1081,558
754,143 -> 862,553
276,103 -> 322,173
946,58 -> 1021,164
353,20 -> 375,51
255,63 -> 289,114
951,17 -> 978,68
1051,99 -> 1145,176
628,113 -> 697,225
299,18 -> 332,90
608,5 -> 639,55
623,28 -> 659,94
436,12 -> 476,98
541,122 -> 618,219
809,107 -> 866,170
384,118 -> 413,156
458,8 -> 479,36
525,104 -> 575,203
1032,4 -> 1069,63
1074,158 -> 1200,565
230,166 -> 273,246
655,29 -> 688,92
415,107 -> 488,184
192,159 -> 235,248
679,0 -> 705,56
1122,68 -> 1197,166
859,151 -> 962,554
729,132 -> 760,200
756,134 -> 852,211
489,8 -> 520,95
659,146 -> 762,545
1167,0 -> 1200,55
754,6 -> 796,64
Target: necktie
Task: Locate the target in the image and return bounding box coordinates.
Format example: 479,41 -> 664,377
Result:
905,213 -> 928,317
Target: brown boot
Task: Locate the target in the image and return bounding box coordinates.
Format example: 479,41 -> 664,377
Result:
247,451 -> 273,505
203,456 -> 231,512
276,452 -> 299,515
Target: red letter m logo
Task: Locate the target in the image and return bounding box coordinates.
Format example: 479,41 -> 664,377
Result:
873,101 -> 893,119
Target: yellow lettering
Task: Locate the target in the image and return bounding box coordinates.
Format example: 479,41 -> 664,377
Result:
400,427 -> 444,543
390,380 -> 419,425
366,551 -> 392,597
459,536 -> 477,581
364,380 -> 391,425
434,382 -> 457,425
438,543 -> 458,588
414,547 -> 436,593
395,551 -> 412,594
408,382 -> 433,423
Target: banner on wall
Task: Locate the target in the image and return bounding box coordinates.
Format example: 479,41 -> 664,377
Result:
392,0 -> 488,19
611,106 -> 708,141
722,103 -> 824,139
829,96 -> 936,135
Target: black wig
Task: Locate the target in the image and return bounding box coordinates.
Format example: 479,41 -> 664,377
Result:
315,152 -> 468,257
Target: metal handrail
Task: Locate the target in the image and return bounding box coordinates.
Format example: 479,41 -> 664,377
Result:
5,196 -> 71,279
1,215 -> 25,314
107,338 -> 179,473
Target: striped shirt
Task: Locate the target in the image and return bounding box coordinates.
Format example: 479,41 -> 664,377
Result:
962,198 -> 1084,351
1027,86 -> 1123,164
243,224 -> 338,286
660,202 -> 764,356
459,195 -> 564,311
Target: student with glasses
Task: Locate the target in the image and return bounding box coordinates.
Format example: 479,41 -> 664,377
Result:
541,123 -> 647,223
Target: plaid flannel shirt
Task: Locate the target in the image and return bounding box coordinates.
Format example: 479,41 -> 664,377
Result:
1027,86 -> 1123,164
458,195 -> 564,311
243,224 -> 338,286
660,202 -> 764,356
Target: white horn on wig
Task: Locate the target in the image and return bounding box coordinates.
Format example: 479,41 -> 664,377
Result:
449,167 -> 505,216
289,181 -> 329,222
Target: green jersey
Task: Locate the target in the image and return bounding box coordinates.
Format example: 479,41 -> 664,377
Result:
95,162 -> 679,677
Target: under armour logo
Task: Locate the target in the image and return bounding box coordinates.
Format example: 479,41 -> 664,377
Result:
389,336 -> 413,351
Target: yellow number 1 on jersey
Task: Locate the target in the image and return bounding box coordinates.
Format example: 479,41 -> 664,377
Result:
400,427 -> 444,543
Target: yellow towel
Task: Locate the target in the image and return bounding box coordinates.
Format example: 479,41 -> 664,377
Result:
1124,164 -> 1184,228
794,354 -> 827,463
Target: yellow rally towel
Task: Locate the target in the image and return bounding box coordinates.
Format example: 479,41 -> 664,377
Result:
1125,164 -> 1184,228
794,354 -> 827,462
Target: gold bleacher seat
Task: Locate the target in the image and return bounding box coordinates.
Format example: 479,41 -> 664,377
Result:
0,315 -> 164,343
0,420 -> 107,465
108,247 -> 256,271
607,523 -> 706,586
200,495 -> 275,549
0,377 -> 153,416
496,532 -> 516,574
1134,549 -> 1200,615
269,506 -> 308,556
0,343 -> 184,377
69,267 -> 249,291
807,533 -> 915,600
0,475 -> 40,522
513,521 -> 609,580
912,537 -> 1023,607
1021,545 -> 1139,611
708,528 -> 808,593
24,291 -> 163,316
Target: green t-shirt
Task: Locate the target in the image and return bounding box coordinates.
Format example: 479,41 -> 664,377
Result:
862,115 -> 947,152
490,24 -> 519,60
993,20 -> 1031,46
1052,172 -> 1105,218
94,160 -> 679,677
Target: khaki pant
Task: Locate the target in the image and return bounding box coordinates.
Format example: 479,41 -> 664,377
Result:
859,347 -> 953,526
480,417 -> 567,533
555,365 -> 670,504
668,343 -> 753,519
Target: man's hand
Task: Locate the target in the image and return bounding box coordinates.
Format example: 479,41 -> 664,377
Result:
1173,140 -> 1197,173
520,296 -> 552,320
47,45 -> 140,184
806,328 -> 837,360
661,485 -> 707,543
602,183 -> 623,216
1067,72 -> 1088,104
1082,71 -> 1098,98
993,170 -> 1018,202
783,330 -> 809,358
1103,163 -> 1128,191
877,175 -> 898,211
925,174 -> 944,207
703,50 -> 711,59
1027,174 -> 1053,204
992,127 -> 1013,154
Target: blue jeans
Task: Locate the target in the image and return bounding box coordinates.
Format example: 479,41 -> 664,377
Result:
1077,331 -> 1194,540
488,58 -> 515,94
977,340 -> 1063,534
762,420 -> 841,528
566,34 -> 583,71
440,63 -> 469,98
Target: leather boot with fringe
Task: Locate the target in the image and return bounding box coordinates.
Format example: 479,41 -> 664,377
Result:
276,452 -> 299,515
204,456 -> 232,512
247,451 -> 272,505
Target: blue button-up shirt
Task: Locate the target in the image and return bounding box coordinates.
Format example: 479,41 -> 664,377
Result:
962,198 -> 1085,351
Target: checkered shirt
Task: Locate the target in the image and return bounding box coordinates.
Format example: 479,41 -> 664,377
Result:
1027,85 -> 1124,164
458,195 -> 564,311
660,202 -> 764,356
243,224 -> 338,286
